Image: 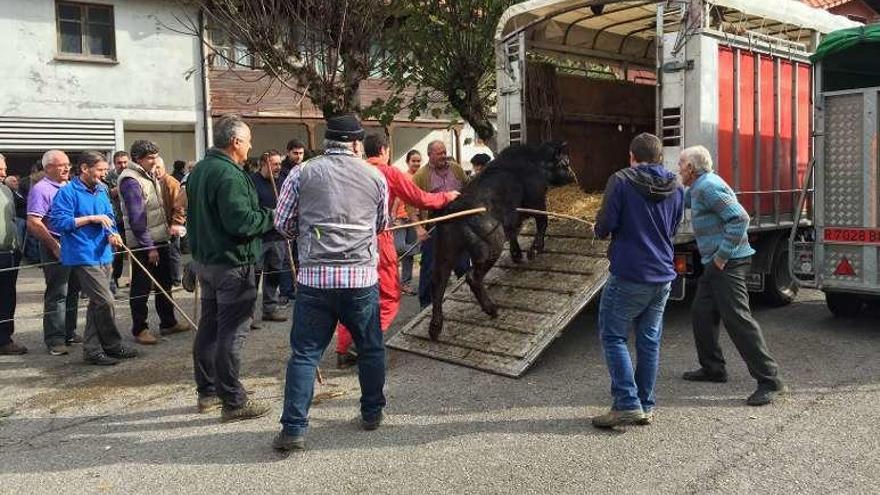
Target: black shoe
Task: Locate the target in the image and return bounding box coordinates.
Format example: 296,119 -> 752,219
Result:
336,350 -> 358,369
66,335 -> 84,345
262,311 -> 289,322
747,385 -> 788,406
361,412 -> 383,431
106,347 -> 139,359
84,353 -> 119,366
272,431 -> 306,452
682,368 -> 728,383
221,400 -> 270,423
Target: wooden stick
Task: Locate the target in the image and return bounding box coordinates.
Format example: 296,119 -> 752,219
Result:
386,207 -> 488,232
117,240 -> 199,330
515,208 -> 595,227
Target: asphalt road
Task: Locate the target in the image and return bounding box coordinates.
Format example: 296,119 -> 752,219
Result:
1,268 -> 878,494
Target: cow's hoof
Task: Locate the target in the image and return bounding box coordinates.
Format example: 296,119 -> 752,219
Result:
526,248 -> 537,260
428,321 -> 442,341
484,303 -> 499,319
511,251 -> 524,263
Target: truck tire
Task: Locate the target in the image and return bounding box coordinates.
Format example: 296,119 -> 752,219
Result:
825,292 -> 863,318
761,243 -> 798,307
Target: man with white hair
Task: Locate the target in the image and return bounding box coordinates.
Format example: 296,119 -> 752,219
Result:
27,150 -> 81,355
678,145 -> 786,406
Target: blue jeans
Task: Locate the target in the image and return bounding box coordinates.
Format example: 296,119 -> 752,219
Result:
598,275 -> 671,412
281,284 -> 385,436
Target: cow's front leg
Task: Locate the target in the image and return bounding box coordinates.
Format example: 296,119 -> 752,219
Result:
528,213 -> 548,260
429,239 -> 456,341
504,214 -> 524,263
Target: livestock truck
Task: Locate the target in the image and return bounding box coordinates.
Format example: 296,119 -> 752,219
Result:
495,0 -> 858,303
790,25 -> 880,317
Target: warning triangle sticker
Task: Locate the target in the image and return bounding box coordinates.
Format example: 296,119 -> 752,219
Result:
834,257 -> 856,276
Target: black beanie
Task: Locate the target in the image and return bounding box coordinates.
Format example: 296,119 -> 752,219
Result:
325,114 -> 365,142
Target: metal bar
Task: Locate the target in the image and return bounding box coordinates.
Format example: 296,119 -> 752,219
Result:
589,11 -> 657,50
753,54 -> 762,225
790,63 -> 799,224
655,2 -> 664,138
733,48 -> 741,192
773,57 -> 782,226
563,2 -> 653,45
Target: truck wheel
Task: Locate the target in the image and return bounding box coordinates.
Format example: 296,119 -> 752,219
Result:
825,292 -> 863,318
761,243 -> 798,307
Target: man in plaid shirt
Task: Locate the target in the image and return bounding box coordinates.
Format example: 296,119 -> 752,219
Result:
272,114 -> 389,452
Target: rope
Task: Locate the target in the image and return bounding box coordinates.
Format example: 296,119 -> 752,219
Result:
385,207 -> 594,232
0,244 -> 167,274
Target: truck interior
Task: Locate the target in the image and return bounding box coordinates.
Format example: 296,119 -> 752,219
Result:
496,0 -> 857,191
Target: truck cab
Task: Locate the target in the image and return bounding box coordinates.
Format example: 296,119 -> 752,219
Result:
495,0 -> 857,303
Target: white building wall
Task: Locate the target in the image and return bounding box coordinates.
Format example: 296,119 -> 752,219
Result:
0,0 -> 204,154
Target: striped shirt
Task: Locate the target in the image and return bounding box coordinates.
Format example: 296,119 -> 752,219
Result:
274,149 -> 388,289
686,172 -> 756,265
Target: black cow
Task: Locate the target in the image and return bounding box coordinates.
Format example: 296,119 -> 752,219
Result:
428,141 -> 575,341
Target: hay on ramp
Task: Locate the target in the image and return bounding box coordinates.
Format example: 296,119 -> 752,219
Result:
546,184 -> 604,221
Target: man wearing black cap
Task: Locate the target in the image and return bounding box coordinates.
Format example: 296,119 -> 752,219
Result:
272,114 -> 389,452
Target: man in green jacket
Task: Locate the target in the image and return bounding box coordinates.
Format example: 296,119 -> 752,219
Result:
187,114 -> 275,422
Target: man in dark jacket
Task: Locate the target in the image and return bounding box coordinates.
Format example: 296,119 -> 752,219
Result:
188,114 -> 275,423
591,132 -> 685,428
250,149 -> 288,324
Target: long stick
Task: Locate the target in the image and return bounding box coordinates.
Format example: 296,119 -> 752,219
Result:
515,208 -> 594,227
386,207 -> 488,232
266,168 -> 323,385
118,240 -> 199,330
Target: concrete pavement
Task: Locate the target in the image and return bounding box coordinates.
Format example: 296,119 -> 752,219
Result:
1,268 -> 878,494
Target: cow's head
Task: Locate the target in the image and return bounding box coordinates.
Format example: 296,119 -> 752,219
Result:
538,140 -> 576,186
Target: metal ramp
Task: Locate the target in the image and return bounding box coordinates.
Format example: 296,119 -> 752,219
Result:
387,220 -> 609,378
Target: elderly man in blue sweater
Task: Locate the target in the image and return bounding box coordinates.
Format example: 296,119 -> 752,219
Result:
678,145 -> 785,406
50,151 -> 139,366
592,133 -> 685,428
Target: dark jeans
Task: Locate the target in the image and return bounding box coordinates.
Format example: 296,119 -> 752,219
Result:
395,227 -> 418,286
278,240 -> 297,298
255,239 -> 284,313
74,264 -> 123,358
192,263 -> 257,409
40,243 -> 80,346
168,235 -> 182,284
692,256 -> 783,390
129,243 -> 177,334
418,236 -> 470,308
598,275 -> 671,411
281,284 -> 385,436
111,248 -> 125,283
0,250 -> 21,346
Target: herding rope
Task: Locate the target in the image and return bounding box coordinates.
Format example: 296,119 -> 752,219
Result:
386,207 -> 594,232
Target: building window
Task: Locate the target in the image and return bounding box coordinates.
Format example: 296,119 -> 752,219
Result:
56,1 -> 115,60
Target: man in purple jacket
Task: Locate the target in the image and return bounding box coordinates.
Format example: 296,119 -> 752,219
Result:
591,133 -> 685,428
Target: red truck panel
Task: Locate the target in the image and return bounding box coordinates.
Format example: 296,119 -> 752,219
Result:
716,46 -> 811,220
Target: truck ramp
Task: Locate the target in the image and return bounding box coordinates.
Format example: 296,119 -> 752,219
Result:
387,220 -> 609,377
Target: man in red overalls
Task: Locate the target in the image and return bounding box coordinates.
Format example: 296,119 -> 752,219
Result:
335,134 -> 458,367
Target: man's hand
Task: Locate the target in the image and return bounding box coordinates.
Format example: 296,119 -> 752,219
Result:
147,249 -> 160,266
91,215 -> 115,230
50,241 -> 61,260
416,225 -> 430,242
168,225 -> 186,237
713,256 -> 726,271
444,191 -> 461,202
108,233 -> 123,248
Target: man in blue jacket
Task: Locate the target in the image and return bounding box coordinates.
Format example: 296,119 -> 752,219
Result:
592,133 -> 684,428
50,151 -> 139,366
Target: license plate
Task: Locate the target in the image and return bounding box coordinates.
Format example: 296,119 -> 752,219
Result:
823,228 -> 880,245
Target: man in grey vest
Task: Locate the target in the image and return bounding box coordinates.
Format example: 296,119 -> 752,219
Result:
271,114 -> 389,452
119,140 -> 191,345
